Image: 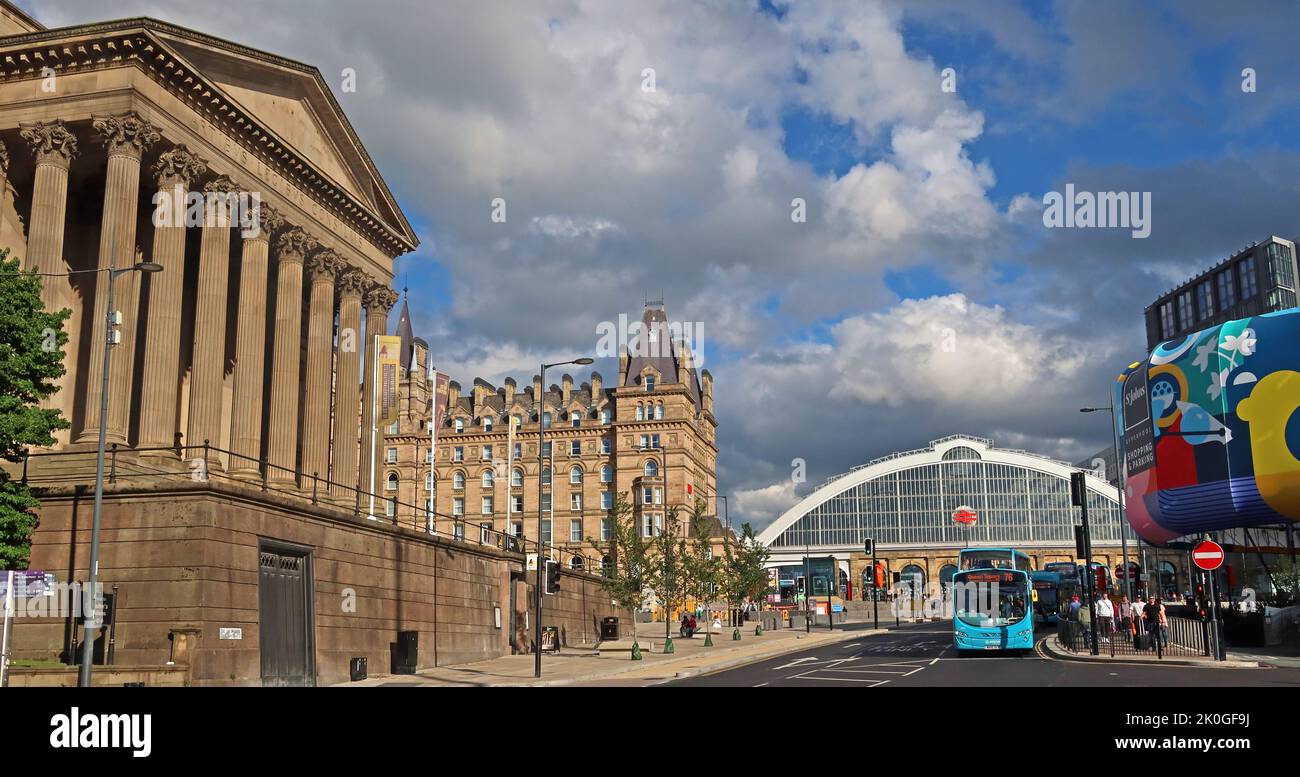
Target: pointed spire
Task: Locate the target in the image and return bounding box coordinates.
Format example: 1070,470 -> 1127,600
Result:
395,290 -> 414,374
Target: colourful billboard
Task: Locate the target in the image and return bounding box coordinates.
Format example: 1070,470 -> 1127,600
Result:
1118,307 -> 1300,543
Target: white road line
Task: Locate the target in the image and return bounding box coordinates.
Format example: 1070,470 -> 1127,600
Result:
790,672 -> 887,685
753,682 -> 768,687
843,643 -> 861,649
773,656 -> 819,670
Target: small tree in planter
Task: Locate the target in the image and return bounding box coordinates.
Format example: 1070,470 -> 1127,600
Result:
681,498 -> 721,646
587,491 -> 651,658
648,504 -> 689,653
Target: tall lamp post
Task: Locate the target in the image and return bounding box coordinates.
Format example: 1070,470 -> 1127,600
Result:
79,258 -> 162,686
1081,402 -> 1135,602
534,357 -> 592,678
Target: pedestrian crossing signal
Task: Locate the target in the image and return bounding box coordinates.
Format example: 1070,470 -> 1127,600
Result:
544,560 -> 560,595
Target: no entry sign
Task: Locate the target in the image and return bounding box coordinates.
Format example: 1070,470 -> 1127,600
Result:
1192,540 -> 1225,571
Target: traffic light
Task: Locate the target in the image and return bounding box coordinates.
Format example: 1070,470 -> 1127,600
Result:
796,576 -> 806,597
1094,566 -> 1107,593
544,560 -> 560,595
1070,471 -> 1087,507
1074,525 -> 1091,559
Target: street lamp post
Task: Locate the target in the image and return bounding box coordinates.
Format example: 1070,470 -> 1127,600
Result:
1081,402 -> 1135,602
534,357 -> 592,679
79,257 -> 162,686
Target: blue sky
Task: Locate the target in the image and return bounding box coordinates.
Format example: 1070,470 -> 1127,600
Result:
29,0 -> 1300,526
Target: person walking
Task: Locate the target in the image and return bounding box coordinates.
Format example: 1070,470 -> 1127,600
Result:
1096,592 -> 1115,644
1142,596 -> 1167,649
1078,594 -> 1092,650
1117,595 -> 1133,635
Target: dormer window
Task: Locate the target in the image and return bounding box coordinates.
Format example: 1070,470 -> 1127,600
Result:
571,413 -> 581,428
600,409 -> 611,425
455,418 -> 465,434
644,375 -> 656,392
483,416 -> 493,432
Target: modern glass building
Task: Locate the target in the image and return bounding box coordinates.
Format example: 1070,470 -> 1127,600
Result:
756,435 -> 1139,599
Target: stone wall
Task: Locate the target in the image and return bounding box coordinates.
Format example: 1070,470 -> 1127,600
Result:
13,476 -> 621,686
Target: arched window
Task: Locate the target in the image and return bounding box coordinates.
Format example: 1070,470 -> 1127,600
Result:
511,467 -> 524,488
600,464 -> 613,483
425,472 -> 434,491
899,565 -> 925,596
481,470 -> 494,489
542,467 -> 551,486
385,472 -> 398,491
571,556 -> 585,571
643,460 -> 658,478
941,446 -> 981,461
636,405 -> 644,421
654,402 -> 664,420
452,471 -> 465,490
454,418 -> 465,433
570,466 -> 583,484
939,564 -> 958,591
601,555 -> 614,577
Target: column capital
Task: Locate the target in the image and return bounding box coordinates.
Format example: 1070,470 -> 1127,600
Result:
0,140 -> 9,178
257,202 -> 286,236
152,144 -> 208,189
274,226 -> 316,263
305,247 -> 343,281
337,267 -> 368,299
19,120 -> 79,169
364,283 -> 399,314
92,111 -> 161,161
203,174 -> 241,195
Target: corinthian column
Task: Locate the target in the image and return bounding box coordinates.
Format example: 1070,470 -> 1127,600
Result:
185,175 -> 240,466
78,112 -> 160,447
18,122 -> 79,444
300,248 -> 341,488
228,203 -> 285,477
330,268 -> 367,500
17,121 -> 78,296
266,227 -> 316,484
359,284 -> 398,498
139,146 -> 207,454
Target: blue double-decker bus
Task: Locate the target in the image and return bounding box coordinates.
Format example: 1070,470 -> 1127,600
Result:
953,548 -> 1034,654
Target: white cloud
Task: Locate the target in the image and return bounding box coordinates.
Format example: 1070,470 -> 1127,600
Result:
732,480 -> 801,530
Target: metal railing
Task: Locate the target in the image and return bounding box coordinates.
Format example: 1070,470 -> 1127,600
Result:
1055,612 -> 1214,659
19,442 -> 607,574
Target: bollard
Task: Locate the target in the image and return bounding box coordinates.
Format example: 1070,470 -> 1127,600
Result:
631,641 -> 642,660
755,625 -> 763,636
663,636 -> 675,654
732,628 -> 741,641
704,632 -> 713,647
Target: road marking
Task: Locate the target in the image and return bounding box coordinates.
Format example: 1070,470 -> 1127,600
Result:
843,643 -> 861,649
773,656 -> 819,670
790,671 -> 887,685
753,682 -> 768,687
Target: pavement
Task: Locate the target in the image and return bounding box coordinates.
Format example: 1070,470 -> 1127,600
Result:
1040,633 -> 1262,668
337,617 -> 891,687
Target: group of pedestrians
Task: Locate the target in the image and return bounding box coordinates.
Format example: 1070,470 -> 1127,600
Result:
1065,591 -> 1168,649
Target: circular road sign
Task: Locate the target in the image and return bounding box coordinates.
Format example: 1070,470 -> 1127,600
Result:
1192,540 -> 1225,571
952,506 -> 978,526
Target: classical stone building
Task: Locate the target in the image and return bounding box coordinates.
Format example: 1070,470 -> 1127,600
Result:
379,301 -> 726,567
0,3 -> 619,685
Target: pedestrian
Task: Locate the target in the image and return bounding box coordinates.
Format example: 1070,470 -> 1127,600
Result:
1117,595 -> 1133,634
1143,596 -> 1167,649
1068,595 -> 1082,622
1096,593 -> 1115,643
1078,594 -> 1092,649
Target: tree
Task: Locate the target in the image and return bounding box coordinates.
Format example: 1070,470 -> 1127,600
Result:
0,249 -> 70,569
648,503 -> 690,645
725,522 -> 772,611
681,497 -> 721,643
587,491 -> 651,649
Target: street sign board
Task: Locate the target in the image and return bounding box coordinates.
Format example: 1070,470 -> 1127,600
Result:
1192,540 -> 1225,571
952,506 -> 978,525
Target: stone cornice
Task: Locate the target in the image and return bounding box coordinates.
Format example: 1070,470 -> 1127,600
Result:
0,24 -> 416,258
151,143 -> 207,189
92,110 -> 160,160
18,120 -> 79,168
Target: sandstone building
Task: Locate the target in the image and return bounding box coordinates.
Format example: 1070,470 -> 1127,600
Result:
0,2 -> 618,686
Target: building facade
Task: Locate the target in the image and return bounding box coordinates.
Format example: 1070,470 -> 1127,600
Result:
378,302 -> 725,568
755,435 -> 1187,598
0,3 -> 623,685
1144,235 -> 1298,350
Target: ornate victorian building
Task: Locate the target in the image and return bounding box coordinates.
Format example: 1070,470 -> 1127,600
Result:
380,301 -> 725,566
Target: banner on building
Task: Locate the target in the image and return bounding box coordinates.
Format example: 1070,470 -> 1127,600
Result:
375,335 -> 403,428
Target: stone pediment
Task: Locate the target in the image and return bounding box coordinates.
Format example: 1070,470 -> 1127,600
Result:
154,33 -> 384,216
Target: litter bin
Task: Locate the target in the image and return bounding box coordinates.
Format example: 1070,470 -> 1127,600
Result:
600,616 -> 619,641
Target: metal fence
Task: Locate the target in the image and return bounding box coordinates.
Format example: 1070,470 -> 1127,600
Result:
19,442 -> 606,575
1055,613 -> 1216,659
